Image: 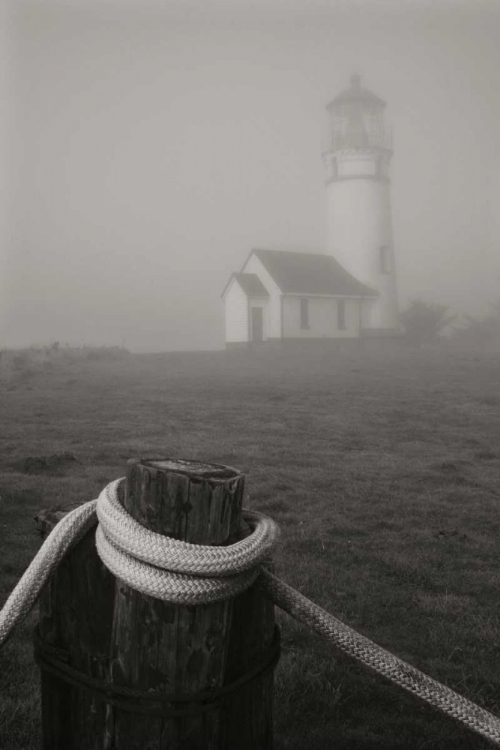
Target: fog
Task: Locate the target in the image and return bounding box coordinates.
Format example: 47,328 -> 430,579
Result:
1,0 -> 499,352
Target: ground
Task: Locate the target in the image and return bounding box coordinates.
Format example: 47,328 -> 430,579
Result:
1,341 -> 500,749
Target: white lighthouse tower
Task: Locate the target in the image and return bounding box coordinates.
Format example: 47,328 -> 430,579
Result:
323,74 -> 400,333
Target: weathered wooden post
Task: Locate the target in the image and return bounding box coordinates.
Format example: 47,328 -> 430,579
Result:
35,458 -> 277,749
222,563 -> 277,749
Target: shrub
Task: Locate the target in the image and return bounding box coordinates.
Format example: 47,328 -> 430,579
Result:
400,300 -> 454,344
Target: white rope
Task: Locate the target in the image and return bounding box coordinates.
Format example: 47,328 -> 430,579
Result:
0,500 -> 97,647
97,479 -> 277,575
95,479 -> 278,605
261,570 -> 500,747
2,478 -> 500,746
0,477 -> 279,646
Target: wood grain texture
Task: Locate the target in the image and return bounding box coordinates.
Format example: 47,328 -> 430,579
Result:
108,458 -> 246,750
222,562 -> 276,750
37,515 -> 116,750
35,458 -> 276,749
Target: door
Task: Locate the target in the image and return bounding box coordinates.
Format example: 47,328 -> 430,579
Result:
251,307 -> 264,343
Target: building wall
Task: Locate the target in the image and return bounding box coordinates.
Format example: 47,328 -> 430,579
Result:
360,298 -> 376,329
224,280 -> 249,343
282,296 -> 360,338
243,254 -> 282,339
325,151 -> 399,330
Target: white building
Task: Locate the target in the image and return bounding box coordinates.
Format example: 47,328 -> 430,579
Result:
222,75 -> 400,347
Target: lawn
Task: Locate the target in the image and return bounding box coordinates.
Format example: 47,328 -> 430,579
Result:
1,341 -> 500,749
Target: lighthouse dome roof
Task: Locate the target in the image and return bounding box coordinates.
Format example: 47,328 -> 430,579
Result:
327,74 -> 386,110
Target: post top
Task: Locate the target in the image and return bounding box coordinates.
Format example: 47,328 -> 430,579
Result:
133,457 -> 240,481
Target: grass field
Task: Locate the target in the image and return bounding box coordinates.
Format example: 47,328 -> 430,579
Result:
1,341 -> 500,749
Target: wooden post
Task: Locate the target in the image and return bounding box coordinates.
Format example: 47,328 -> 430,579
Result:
35,458 -> 276,750
222,564 -> 276,749
36,508 -> 117,750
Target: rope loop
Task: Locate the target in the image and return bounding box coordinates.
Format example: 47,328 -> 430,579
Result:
95,478 -> 280,605
0,479 -> 279,647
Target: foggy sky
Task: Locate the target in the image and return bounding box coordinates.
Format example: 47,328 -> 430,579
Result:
1,0 -> 500,352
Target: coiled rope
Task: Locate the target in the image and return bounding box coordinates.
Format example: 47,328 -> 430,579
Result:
95,479 -> 279,605
1,478 -> 500,746
0,478 -> 279,645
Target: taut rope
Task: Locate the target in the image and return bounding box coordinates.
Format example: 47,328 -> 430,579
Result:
1,478 -> 500,746
262,570 -> 500,746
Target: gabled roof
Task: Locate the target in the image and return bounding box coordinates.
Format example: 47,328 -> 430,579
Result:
251,249 -> 378,298
221,272 -> 270,299
233,273 -> 269,297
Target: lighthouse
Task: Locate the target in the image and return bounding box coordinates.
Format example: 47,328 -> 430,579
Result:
323,74 -> 400,333
222,74 -> 401,347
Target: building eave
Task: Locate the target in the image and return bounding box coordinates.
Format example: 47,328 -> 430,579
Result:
222,269 -> 271,300
221,273 -> 237,300
283,291 -> 379,299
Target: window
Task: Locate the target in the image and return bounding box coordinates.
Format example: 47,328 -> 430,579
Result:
380,245 -> 390,274
337,300 -> 346,330
300,298 -> 309,330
